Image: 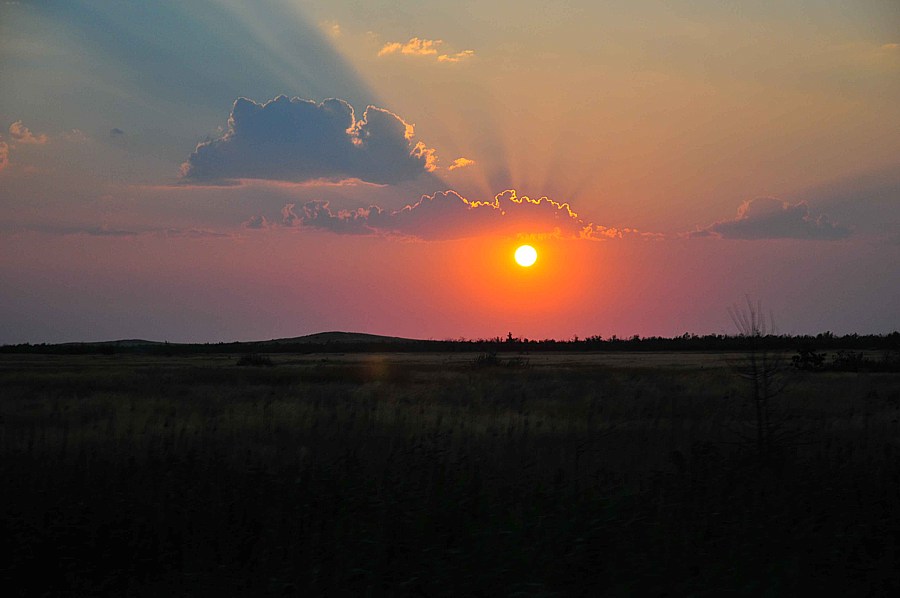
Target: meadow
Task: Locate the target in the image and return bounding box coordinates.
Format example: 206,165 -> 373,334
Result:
2,351 -> 899,596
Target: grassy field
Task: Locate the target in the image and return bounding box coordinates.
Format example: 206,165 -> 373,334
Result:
2,351 -> 899,596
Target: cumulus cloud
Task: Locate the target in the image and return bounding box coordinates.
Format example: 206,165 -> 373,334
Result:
692,197 -> 851,240
448,157 -> 476,171
254,188 -> 651,241
8,120 -> 48,144
0,141 -> 8,171
378,37 -> 475,63
181,95 -> 438,185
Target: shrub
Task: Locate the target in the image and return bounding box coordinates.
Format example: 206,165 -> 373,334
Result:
472,352 -> 502,368
235,353 -> 274,367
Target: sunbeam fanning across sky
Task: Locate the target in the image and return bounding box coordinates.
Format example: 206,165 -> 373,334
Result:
0,0 -> 898,343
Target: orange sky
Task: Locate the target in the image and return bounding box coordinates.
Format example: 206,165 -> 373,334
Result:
0,1 -> 898,342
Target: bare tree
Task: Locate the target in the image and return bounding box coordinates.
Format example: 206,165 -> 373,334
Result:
728,297 -> 786,457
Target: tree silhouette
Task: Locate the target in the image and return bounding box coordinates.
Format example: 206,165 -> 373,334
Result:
728,297 -> 786,457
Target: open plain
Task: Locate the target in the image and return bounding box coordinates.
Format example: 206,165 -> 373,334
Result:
2,351 -> 899,595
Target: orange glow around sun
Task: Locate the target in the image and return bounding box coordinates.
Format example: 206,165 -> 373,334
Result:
515,245 -> 537,267
441,236 -> 593,324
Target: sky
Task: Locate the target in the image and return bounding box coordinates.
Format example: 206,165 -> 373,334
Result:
1,0 -> 898,343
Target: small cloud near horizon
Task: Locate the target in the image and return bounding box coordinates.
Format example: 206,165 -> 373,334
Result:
690,197 -> 851,240
7,223 -> 233,239
181,96 -> 438,185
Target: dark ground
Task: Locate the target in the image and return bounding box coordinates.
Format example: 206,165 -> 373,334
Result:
2,352 -> 899,596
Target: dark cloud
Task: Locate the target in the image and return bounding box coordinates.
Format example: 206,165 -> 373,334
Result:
69,226 -> 139,238
162,228 -> 232,239
181,96 -> 437,185
692,197 -> 851,240
242,215 -> 272,230
109,128 -> 125,137
5,223 -> 231,239
261,189 -> 649,241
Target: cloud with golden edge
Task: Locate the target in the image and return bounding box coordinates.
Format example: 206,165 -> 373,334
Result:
8,121 -> 48,145
378,37 -> 475,63
181,96 -> 438,185
448,157 -> 475,171
249,188 -> 655,241
0,141 -> 9,171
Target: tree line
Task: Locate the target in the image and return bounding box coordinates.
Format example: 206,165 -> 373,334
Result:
2,331 -> 898,357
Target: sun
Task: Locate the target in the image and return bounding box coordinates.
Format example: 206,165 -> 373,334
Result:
514,244 -> 538,267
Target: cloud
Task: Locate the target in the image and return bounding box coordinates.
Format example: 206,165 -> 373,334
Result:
110,128 -> 125,137
378,37 -> 440,57
321,21 -> 341,38
438,50 -> 476,63
0,141 -> 8,171
448,157 -> 476,171
242,215 -> 272,230
7,223 -> 232,239
61,129 -> 88,143
181,95 -> 437,185
8,120 -> 48,145
882,43 -> 899,51
378,37 -> 475,63
692,197 -> 851,240
258,188 -> 653,241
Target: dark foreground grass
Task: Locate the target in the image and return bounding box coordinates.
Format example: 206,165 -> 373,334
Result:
2,353 -> 899,596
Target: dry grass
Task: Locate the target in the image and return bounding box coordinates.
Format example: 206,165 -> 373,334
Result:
2,352 -> 899,595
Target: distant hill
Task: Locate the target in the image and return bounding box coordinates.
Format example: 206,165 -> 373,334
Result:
266,331 -> 418,345
58,339 -> 165,347
52,333 -> 415,347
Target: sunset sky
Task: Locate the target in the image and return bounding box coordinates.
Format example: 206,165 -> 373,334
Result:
1,0 -> 898,343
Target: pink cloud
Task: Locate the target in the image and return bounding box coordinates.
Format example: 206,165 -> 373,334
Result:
8,121 -> 48,145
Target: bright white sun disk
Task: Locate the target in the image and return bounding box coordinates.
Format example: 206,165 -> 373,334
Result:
515,245 -> 537,267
